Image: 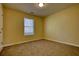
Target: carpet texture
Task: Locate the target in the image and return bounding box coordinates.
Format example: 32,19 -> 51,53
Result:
0,39 -> 79,56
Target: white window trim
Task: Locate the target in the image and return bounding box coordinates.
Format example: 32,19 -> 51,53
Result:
24,18 -> 34,35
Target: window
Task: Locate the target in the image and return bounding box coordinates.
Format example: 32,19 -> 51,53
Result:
24,18 -> 34,35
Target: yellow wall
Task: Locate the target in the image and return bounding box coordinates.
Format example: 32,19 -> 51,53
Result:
3,4 -> 79,47
45,5 -> 79,46
3,7 -> 44,46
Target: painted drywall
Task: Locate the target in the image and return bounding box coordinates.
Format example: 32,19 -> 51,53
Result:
44,5 -> 79,46
3,7 -> 44,46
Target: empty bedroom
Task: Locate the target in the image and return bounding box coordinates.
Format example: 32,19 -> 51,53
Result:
0,3 -> 79,56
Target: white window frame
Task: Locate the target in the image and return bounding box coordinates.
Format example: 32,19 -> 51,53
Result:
24,18 -> 34,35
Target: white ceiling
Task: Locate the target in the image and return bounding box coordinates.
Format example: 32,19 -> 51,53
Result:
3,3 -> 76,17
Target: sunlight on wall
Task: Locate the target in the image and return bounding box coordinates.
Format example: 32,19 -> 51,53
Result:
45,5 -> 79,46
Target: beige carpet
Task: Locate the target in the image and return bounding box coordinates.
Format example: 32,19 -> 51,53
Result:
0,39 -> 79,56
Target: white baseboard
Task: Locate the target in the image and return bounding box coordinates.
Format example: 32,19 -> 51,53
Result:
3,38 -> 41,47
45,38 -> 79,47
3,37 -> 79,48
